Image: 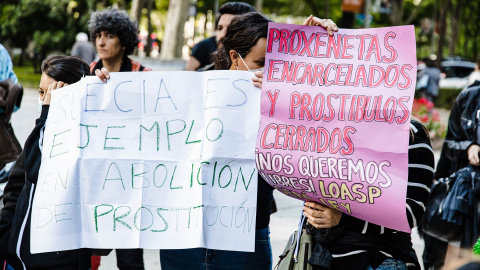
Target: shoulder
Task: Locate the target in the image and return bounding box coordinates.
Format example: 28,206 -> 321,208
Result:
409,119 -> 434,161
130,59 -> 151,72
409,119 -> 434,168
89,62 -> 97,74
192,37 -> 217,52
453,85 -> 480,111
207,36 -> 217,46
456,85 -> 480,101
410,119 -> 430,143
197,37 -> 216,47
462,84 -> 480,97
0,43 -> 7,54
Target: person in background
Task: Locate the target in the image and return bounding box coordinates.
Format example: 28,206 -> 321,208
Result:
0,42 -> 22,167
159,12 -> 338,270
417,54 -> 441,102
71,32 -> 97,64
88,7 -> 150,270
186,2 -> 255,71
303,119 -> 434,270
426,53 -> 480,270
0,43 -> 18,84
185,35 -> 216,71
0,55 -> 92,270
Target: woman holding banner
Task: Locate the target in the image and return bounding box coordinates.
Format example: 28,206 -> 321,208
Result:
88,8 -> 151,270
94,11 -> 337,269
157,12 -> 338,270
0,55 -> 93,270
302,119 -> 434,270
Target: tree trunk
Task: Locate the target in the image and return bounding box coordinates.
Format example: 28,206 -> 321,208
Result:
145,0 -> 153,57
404,1 -> 424,25
214,0 -> 219,23
448,0 -> 463,57
390,0 -> 404,25
436,0 -> 451,61
325,0 -> 330,18
303,0 -> 319,16
255,0 -> 263,11
474,2 -> 480,58
161,0 -> 190,60
130,0 -> 143,23
365,0 -> 372,27
339,11 -> 355,28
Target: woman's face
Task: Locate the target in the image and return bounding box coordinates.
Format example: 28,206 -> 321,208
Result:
230,38 -> 267,71
39,72 -> 55,101
95,31 -> 124,62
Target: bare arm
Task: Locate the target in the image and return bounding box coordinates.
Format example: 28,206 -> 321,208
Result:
185,56 -> 201,71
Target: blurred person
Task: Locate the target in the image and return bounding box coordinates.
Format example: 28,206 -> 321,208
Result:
185,36 -> 217,71
159,12 -> 338,270
186,2 -> 256,71
429,53 -> 480,269
0,43 -> 22,170
303,118 -> 434,270
417,55 -> 441,102
71,32 -> 97,64
88,7 -> 151,270
0,43 -> 18,84
467,55 -> 480,88
0,55 -> 93,270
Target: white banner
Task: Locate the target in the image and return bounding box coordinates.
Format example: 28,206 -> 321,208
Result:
30,71 -> 260,253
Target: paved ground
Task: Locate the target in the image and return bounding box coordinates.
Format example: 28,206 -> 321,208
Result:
11,83 -> 442,269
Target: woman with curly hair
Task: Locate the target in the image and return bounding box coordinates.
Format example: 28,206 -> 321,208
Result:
88,8 -> 151,82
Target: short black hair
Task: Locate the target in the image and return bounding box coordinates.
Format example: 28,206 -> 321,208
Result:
88,8 -> 140,56
41,55 -> 91,84
215,2 -> 256,28
214,12 -> 272,70
424,55 -> 437,68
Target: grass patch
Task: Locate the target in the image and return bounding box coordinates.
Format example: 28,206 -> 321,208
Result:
13,65 -> 41,89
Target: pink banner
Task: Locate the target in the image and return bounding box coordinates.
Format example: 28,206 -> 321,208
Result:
256,23 -> 416,232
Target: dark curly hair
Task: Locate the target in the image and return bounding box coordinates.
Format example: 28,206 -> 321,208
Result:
214,12 -> 272,70
88,8 -> 139,56
41,55 -> 91,84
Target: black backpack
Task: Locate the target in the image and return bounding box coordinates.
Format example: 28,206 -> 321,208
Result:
0,78 -> 23,170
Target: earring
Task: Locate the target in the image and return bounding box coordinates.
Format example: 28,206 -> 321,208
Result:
236,65 -> 238,70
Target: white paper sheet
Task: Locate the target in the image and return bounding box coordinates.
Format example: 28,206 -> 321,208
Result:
30,71 -> 260,253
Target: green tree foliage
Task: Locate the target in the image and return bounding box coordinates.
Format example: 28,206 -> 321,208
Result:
0,0 -> 95,71
456,0 -> 480,60
194,0 -> 343,20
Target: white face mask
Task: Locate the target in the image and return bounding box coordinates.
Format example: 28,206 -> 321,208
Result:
38,96 -> 44,113
238,53 -> 264,73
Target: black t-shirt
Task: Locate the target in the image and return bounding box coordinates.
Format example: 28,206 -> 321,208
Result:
191,36 -> 217,70
256,175 -> 274,229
